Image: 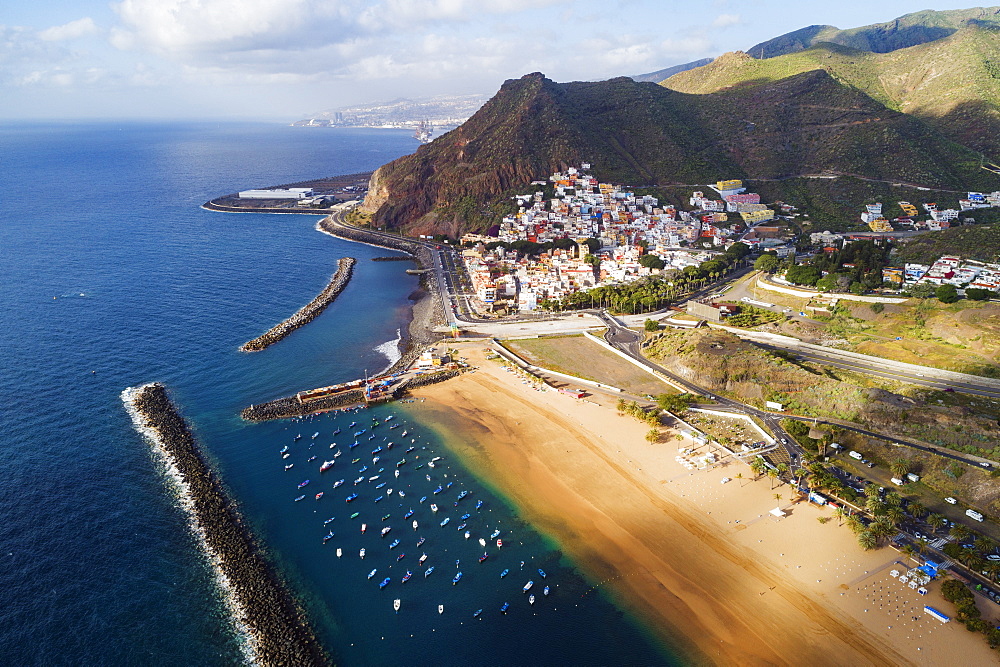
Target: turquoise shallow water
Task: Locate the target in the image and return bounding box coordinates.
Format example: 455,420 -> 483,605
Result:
0,121 -> 679,665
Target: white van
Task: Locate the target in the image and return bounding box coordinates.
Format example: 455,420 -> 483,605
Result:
945,497 -> 957,504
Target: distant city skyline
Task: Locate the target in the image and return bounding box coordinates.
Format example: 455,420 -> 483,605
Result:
1,1 -> 990,120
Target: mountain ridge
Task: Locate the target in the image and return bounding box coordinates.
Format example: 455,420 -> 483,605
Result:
360,70 -> 995,236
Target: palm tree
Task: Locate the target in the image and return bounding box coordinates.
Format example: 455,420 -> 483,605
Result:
767,468 -> 779,490
902,544 -> 916,560
950,524 -> 972,542
645,428 -> 660,444
858,529 -> 878,551
735,472 -> 745,487
794,468 -> 809,488
866,497 -> 886,516
884,491 -> 902,507
864,483 -> 880,499
872,517 -> 896,541
974,537 -> 994,554
890,458 -> 910,478
916,537 -> 929,556
985,561 -> 1000,582
749,458 -> 766,479
846,515 -> 864,534
833,507 -> 847,526
885,506 -> 905,526
908,501 -> 927,519
773,493 -> 783,503
927,513 -> 947,532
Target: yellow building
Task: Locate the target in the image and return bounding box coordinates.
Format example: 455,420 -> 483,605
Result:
867,217 -> 893,232
716,179 -> 743,191
743,209 -> 775,224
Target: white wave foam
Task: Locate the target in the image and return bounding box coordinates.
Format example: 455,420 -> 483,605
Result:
121,385 -> 258,665
374,328 -> 402,371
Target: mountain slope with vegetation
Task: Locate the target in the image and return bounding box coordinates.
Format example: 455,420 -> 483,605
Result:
747,6 -> 1000,58
665,24 -> 1000,158
361,71 -> 993,236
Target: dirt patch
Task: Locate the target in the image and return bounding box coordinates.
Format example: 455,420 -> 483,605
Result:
505,335 -> 674,396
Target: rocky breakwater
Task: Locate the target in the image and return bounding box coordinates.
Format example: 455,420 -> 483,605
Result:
123,383 -> 329,666
241,257 -> 356,352
241,388 -> 366,422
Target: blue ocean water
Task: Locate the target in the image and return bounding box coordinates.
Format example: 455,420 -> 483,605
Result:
0,122 -> 678,665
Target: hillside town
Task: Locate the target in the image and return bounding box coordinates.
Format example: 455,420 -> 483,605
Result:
458,167 -> 789,311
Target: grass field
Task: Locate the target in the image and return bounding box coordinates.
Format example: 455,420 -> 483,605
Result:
504,335 -> 673,397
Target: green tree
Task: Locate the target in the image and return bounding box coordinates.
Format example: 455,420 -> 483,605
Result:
936,283 -> 960,303
645,429 -> 660,443
638,254 -> 664,270
849,281 -> 865,296
927,513 -> 948,531
815,274 -> 839,292
754,253 -> 779,273
908,283 -> 936,298
656,393 -> 696,414
644,318 -> 659,332
857,529 -> 878,551
966,287 -> 997,301
785,264 -> 821,286
950,524 -> 972,542
908,501 -> 927,519
870,302 -> 885,314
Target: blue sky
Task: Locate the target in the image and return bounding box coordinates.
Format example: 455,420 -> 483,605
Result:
0,1 -> 989,119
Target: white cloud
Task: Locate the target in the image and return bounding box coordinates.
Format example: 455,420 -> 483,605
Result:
38,18 -> 99,42
712,13 -> 742,28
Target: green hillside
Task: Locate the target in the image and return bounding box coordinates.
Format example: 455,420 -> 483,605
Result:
665,24 -> 1000,159
360,71 -> 994,236
748,6 -> 1000,58
895,224 -> 1000,263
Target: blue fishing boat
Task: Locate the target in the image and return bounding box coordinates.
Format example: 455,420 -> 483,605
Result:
440,518 -> 450,527
538,569 -> 546,578
294,495 -> 305,502
333,479 -> 344,488
424,566 -> 434,578
460,513 -> 471,520
379,577 -> 390,589
416,537 -> 425,547
452,572 -> 462,585
543,586 -> 550,596
389,539 -> 400,549
491,529 -> 501,539
405,446 -> 415,453
323,517 -> 336,525
500,569 -> 509,578
374,496 -> 384,503
456,523 -> 467,530
501,602 -> 509,613
523,581 -> 533,592
298,480 -> 310,489
401,571 -> 412,583
353,476 -> 364,485
368,569 -> 377,579
403,509 -> 414,519
433,486 -> 443,495
322,532 -> 334,544
375,482 -> 386,489
396,552 -> 406,561
476,499 -> 483,509
478,553 -> 489,563
345,493 -> 358,502
419,496 -> 427,504
279,445 -> 289,454
473,609 -> 482,619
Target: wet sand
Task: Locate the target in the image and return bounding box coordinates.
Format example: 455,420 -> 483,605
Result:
406,341 -> 997,666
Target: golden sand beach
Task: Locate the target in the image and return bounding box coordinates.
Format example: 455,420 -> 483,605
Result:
407,341 -> 1000,666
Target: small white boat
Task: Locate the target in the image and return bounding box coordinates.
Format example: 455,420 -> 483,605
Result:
360,548 -> 366,559
464,531 -> 470,539
529,594 -> 535,605
430,504 -> 438,513
336,548 -> 342,558
478,538 -> 486,547
412,520 -> 418,530
438,604 -> 444,614
393,599 -> 401,612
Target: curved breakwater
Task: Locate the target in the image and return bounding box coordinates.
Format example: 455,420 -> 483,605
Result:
123,383 -> 329,666
241,257 -> 356,352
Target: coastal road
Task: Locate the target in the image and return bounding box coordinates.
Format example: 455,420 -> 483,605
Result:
594,310 -> 799,466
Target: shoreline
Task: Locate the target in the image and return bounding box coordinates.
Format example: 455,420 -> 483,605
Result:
123,383 -> 329,666
241,257 -> 356,352
405,342 -> 998,666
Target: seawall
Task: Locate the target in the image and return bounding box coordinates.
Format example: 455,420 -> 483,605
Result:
124,383 -> 329,666
242,257 -> 356,352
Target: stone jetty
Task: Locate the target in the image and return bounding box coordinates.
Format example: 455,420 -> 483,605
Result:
371,256 -> 413,262
127,383 -> 329,666
242,368 -> 462,422
241,257 -> 356,352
